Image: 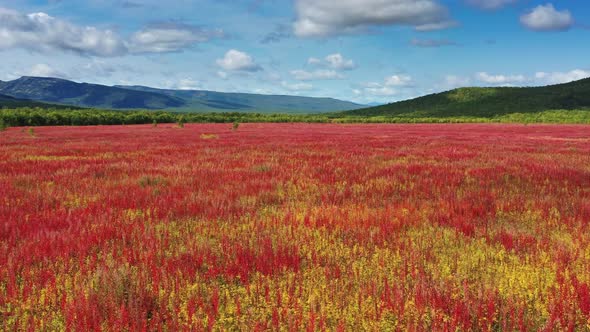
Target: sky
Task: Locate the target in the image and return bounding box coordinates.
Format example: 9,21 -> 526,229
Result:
0,0 -> 589,104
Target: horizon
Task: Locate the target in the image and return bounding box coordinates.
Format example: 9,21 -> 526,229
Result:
0,1 -> 589,104
3,73 -> 588,107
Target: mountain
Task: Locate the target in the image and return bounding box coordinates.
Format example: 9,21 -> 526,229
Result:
0,77 -> 185,110
0,76 -> 362,113
341,78 -> 590,118
0,92 -> 62,109
115,85 -> 362,113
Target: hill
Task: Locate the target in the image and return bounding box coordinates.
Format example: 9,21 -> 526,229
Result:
341,78 -> 590,118
0,91 -> 64,109
117,85 -> 363,113
0,76 -> 362,113
0,77 -> 186,110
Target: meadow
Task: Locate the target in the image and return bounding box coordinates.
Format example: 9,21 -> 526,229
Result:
1,123 -> 589,331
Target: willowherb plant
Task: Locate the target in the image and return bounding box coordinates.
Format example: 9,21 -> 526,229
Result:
2,123 -> 590,331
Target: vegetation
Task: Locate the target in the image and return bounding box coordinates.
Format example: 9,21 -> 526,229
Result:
2,107 -> 590,126
0,108 -> 330,127
342,77 -> 590,118
177,115 -> 185,128
2,124 -> 590,330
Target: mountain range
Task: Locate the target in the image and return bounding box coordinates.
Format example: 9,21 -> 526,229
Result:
0,77 -> 362,113
2,76 -> 590,118
0,92 -> 62,109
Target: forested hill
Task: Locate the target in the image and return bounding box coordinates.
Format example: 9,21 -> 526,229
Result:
341,77 -> 590,117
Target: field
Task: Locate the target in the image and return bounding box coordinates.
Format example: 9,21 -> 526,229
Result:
1,123 -> 590,331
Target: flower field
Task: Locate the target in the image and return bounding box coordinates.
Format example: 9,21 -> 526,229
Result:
1,123 -> 590,331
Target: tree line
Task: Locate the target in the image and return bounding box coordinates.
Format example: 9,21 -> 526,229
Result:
1,107 -> 589,128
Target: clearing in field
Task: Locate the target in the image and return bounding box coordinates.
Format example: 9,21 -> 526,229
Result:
1,123 -> 590,330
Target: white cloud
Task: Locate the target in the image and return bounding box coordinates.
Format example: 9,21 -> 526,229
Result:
442,75 -> 471,89
176,78 -> 201,90
0,7 -> 223,56
129,23 -> 223,53
356,74 -> 413,97
307,57 -> 322,65
520,4 -> 573,32
414,21 -> 458,31
160,77 -> 203,90
385,74 -> 413,86
466,0 -> 517,10
324,53 -> 356,70
216,49 -> 261,72
290,69 -> 344,81
476,72 -> 526,85
535,69 -> 590,84
364,84 -> 397,96
281,81 -> 314,91
28,63 -> 68,78
0,7 -> 126,56
307,53 -> 356,70
293,0 -> 455,37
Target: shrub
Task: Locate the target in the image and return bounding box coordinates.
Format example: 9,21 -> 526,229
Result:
177,116 -> 185,128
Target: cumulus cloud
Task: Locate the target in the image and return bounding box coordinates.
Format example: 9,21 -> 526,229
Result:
450,70 -> 589,88
28,63 -> 69,78
129,22 -> 224,53
520,4 -> 573,32
293,0 -> 455,37
324,53 -> 355,70
476,72 -> 526,85
216,49 -> 262,72
535,70 -> 590,85
291,69 -> 344,81
0,7 -> 223,56
0,7 -> 126,56
465,0 -> 517,10
384,74 -> 413,87
356,74 -> 413,97
410,38 -> 458,47
443,75 -> 471,89
308,53 -> 356,70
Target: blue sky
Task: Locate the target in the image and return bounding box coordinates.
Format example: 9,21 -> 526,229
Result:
0,0 -> 588,104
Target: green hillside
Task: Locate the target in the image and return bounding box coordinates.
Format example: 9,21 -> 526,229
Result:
341,78 -> 590,118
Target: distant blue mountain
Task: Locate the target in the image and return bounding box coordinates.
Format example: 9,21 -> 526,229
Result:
0,76 -> 362,113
